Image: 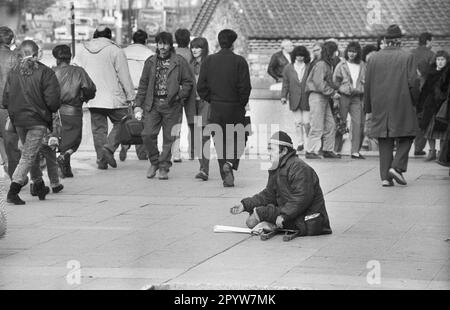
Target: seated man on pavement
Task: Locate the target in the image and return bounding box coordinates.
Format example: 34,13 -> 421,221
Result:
230,131 -> 333,236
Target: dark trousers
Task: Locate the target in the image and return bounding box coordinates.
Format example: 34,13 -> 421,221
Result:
141,99 -> 183,170
0,109 -> 20,178
89,108 -> 128,161
34,145 -> 60,187
414,112 -> 427,152
208,102 -> 247,180
192,124 -> 211,175
378,137 -> 414,181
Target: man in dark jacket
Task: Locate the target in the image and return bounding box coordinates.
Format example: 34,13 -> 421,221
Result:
197,29 -> 252,187
411,32 -> 436,156
267,40 -> 293,83
0,27 -> 21,179
364,25 -> 420,187
134,32 -> 194,180
230,131 -> 332,236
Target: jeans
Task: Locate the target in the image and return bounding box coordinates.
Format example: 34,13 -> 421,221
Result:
32,145 -> 60,187
306,93 -> 336,154
12,126 -> 47,185
292,109 -> 310,147
141,98 -> 183,170
89,108 -> 128,161
334,95 -> 363,154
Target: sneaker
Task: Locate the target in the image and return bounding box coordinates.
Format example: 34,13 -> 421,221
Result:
389,168 -> 407,185
222,162 -> 234,187
322,151 -> 342,159
351,153 -> 366,160
195,171 -> 209,181
414,150 -> 426,156
102,147 -> 117,168
158,169 -> 169,180
147,165 -> 158,179
381,180 -> 394,187
52,184 -> 64,194
305,152 -> 321,159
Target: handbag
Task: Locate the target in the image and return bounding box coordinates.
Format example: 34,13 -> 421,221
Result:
435,98 -> 448,124
117,108 -> 144,145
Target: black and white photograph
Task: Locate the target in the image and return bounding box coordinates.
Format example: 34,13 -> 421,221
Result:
0,0 -> 449,294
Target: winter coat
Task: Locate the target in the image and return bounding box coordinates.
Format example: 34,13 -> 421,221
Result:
305,60 -> 338,97
3,62 -> 61,130
53,63 -> 96,115
333,59 -> 366,96
73,37 -> 135,109
417,66 -> 448,131
241,150 -> 332,235
268,51 -> 290,82
185,58 -> 209,125
411,46 -> 435,80
364,46 -> 420,138
0,45 -> 17,108
135,52 -> 194,112
197,48 -> 252,107
123,43 -> 155,89
281,63 -> 311,111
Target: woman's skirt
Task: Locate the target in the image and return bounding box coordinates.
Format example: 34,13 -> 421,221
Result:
424,116 -> 446,140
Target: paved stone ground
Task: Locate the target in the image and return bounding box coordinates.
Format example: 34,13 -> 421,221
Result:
0,149 -> 449,290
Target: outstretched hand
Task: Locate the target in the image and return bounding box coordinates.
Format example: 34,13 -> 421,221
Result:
230,203 -> 244,215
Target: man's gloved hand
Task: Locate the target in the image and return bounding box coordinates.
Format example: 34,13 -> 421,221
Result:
134,107 -> 143,121
230,203 -> 244,215
275,215 -> 284,229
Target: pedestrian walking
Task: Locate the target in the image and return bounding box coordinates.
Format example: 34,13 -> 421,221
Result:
411,32 -> 436,157
436,67 -> 450,174
364,25 -> 420,187
418,51 -> 450,162
197,29 -> 252,187
173,28 -> 194,162
3,40 -> 61,204
268,40 -> 294,83
120,29 -> 154,162
305,41 -> 341,159
134,32 -> 194,180
0,26 -> 21,179
333,41 -> 366,158
281,45 -> 311,152
52,44 -> 96,177
73,26 -> 135,170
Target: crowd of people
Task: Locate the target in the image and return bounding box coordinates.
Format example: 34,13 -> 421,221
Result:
0,22 -> 449,235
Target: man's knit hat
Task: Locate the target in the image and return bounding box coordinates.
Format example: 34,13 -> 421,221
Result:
269,131 -> 293,148
386,24 -> 402,39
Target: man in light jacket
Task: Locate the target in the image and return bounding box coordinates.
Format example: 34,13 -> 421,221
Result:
73,26 -> 135,170
120,29 -> 155,162
364,25 -> 420,187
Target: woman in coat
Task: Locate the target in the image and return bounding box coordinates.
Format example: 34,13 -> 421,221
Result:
418,50 -> 450,161
333,41 -> 367,158
3,40 -> 61,204
186,37 -> 211,181
281,46 -> 311,152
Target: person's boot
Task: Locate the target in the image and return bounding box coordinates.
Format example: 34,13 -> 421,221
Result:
33,180 -> 50,201
97,158 -> 108,170
7,182 -> 25,205
52,184 -> 64,193
65,155 -> 74,178
102,147 -> 117,168
119,145 -> 128,162
158,168 -> 169,180
147,164 -> 158,179
30,183 -> 37,197
425,150 -> 437,162
222,162 -> 235,187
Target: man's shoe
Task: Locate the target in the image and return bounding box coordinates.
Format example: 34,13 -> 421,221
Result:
119,145 -> 128,162
158,169 -> 169,180
222,162 -> 234,187
30,183 -> 37,196
389,168 -> 407,185
147,165 -> 158,179
425,150 -> 437,162
52,184 -> 64,194
297,145 -> 304,152
414,150 -> 426,156
173,157 -> 182,163
381,180 -> 395,187
351,153 -> 366,160
7,182 -> 25,205
102,148 -> 117,168
305,152 -> 322,159
323,151 -> 342,159
97,159 -> 108,170
34,180 -> 50,201
195,171 -> 209,181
